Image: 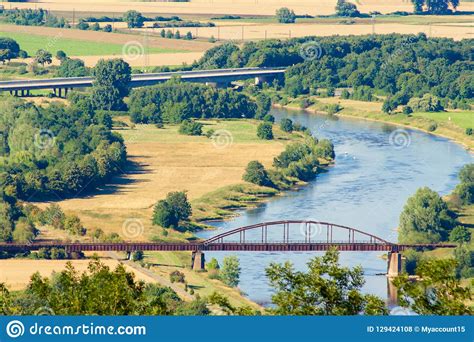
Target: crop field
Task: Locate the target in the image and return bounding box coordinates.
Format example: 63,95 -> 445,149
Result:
44,119 -> 292,238
0,258 -> 157,291
5,0 -> 474,16
0,31 -> 181,56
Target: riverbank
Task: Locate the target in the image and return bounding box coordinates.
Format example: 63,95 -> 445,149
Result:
273,97 -> 473,152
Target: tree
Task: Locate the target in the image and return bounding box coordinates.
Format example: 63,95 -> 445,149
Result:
0,38 -> 20,60
220,256 -> 241,287
335,0 -> 360,17
35,49 -> 52,66
91,59 -> 131,110
257,122 -> 274,140
174,30 -> 181,39
123,10 -> 145,28
64,215 -> 86,236
206,257 -> 220,270
132,250 -> 144,262
179,120 -> 203,136
152,191 -> 192,228
280,118 -> 294,133
0,49 -> 10,64
449,225 -> 471,243
12,218 -> 37,243
455,182 -> 474,205
56,58 -> 88,77
276,8 -> 296,23
255,93 -> 271,119
243,161 -> 272,187
266,249 -> 387,315
408,94 -> 444,112
393,258 -> 472,315
56,50 -> 67,61
398,187 -> 455,243
103,24 -> 112,32
458,164 -> 474,184
412,0 -> 460,14
185,31 -> 193,40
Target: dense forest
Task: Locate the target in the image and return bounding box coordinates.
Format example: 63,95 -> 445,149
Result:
0,97 -> 126,243
194,34 -> 473,110
129,80 -> 259,124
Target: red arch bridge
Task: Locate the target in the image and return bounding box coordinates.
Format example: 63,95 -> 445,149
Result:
0,221 -> 456,276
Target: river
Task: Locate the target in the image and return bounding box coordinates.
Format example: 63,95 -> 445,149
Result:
196,108 -> 474,306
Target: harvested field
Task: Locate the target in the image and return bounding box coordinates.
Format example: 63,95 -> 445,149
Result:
138,21 -> 474,41
0,258 -> 156,291
5,0 -> 474,16
40,120 -> 290,238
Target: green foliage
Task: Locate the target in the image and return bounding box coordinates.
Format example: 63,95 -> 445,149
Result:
454,164 -> 474,205
276,8 -> 296,23
324,103 -> 341,114
280,118 -> 293,132
255,93 -> 271,119
398,187 -> 455,243
34,49 -> 52,66
123,10 -> 145,28
266,249 -> 387,315
243,161 -> 272,187
195,35 -> 472,104
411,0 -> 460,14
408,94 -> 444,112
257,122 -> 274,140
402,249 -> 424,275
449,225 -> 471,243
335,0 -> 361,17
4,8 -> 69,28
55,50 -> 67,61
169,270 -> 185,283
208,292 -> 258,315
393,258 -> 472,315
0,259 -> 206,315
206,257 -> 220,270
220,256 -> 241,287
153,191 -> 192,228
466,128 -> 473,136
0,98 -> 126,202
91,58 -> 131,110
458,164 -> 474,184
0,38 -> 20,62
453,246 -> 474,278
129,81 -> 257,124
56,58 -> 89,77
178,120 -> 203,136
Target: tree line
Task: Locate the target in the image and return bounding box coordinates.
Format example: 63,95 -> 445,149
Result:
194,34 -> 472,111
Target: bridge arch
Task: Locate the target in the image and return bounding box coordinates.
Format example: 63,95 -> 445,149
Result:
203,220 -> 391,246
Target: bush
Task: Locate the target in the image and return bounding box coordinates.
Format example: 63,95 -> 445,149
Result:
170,270 -> 185,283
243,161 -> 272,187
179,120 -> 203,136
257,122 -> 274,140
324,103 -> 341,114
427,122 -> 438,132
449,226 -> 471,244
280,118 -> 293,133
455,182 -> 474,205
408,94 -> 444,112
403,106 -> 413,115
263,114 -> 275,123
132,250 -> 145,261
466,128 -> 473,136
340,89 -> 350,99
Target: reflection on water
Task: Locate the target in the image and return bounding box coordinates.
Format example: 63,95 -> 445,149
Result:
197,108 -> 473,306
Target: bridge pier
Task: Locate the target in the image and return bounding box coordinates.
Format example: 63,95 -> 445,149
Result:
387,252 -> 402,277
125,251 -> 132,260
191,251 -> 205,270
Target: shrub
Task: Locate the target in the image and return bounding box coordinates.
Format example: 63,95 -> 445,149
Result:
280,118 -> 293,133
257,122 -> 274,140
449,226 -> 471,243
340,89 -> 350,99
263,114 -> 275,123
403,106 -> 413,115
466,128 -> 473,136
427,122 -> 438,132
408,94 -> 444,112
170,270 -> 186,283
455,182 -> 474,205
179,120 -> 203,136
243,161 -> 272,187
324,103 -> 341,114
132,250 -> 145,261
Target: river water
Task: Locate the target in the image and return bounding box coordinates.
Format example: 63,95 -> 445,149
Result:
196,108 -> 473,306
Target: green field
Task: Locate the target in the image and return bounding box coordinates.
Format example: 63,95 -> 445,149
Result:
413,111 -> 474,130
0,31 -> 184,56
